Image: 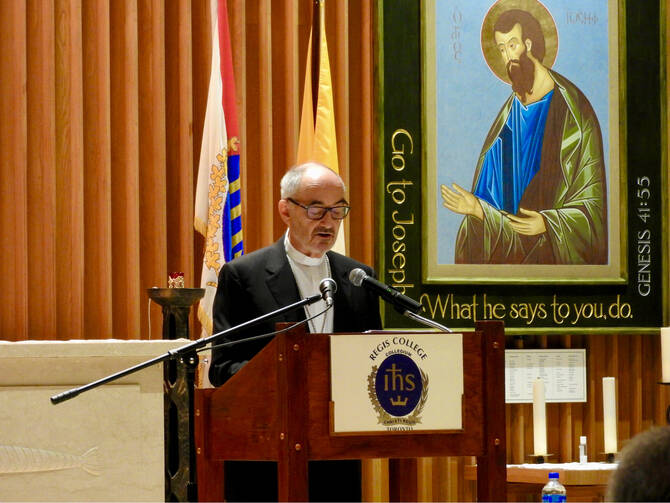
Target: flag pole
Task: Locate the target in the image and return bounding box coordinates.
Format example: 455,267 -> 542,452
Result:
311,0 -> 321,122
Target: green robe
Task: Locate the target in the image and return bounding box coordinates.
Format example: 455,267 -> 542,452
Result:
455,70 -> 608,264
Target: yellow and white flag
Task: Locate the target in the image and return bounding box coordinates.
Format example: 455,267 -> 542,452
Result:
296,0 -> 345,254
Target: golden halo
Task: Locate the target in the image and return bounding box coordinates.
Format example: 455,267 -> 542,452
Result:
481,0 -> 558,84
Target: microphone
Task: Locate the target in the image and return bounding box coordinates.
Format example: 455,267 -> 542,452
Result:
349,268 -> 422,314
319,278 -> 337,306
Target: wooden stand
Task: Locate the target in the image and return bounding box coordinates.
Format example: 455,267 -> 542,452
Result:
194,320 -> 506,502
148,287 -> 204,502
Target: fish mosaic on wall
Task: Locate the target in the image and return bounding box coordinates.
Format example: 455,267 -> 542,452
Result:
0,445 -> 100,475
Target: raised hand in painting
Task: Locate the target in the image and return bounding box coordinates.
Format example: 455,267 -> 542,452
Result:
440,183 -> 484,221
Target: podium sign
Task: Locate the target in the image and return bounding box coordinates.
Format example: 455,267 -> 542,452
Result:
330,333 -> 463,433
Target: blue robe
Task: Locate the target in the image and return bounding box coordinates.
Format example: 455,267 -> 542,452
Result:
474,91 -> 553,215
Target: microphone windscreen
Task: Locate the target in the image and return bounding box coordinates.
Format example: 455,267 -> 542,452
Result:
319,277 -> 337,294
348,268 -> 367,287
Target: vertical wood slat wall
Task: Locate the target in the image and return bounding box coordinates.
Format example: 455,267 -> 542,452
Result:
110,0 -> 141,341
1,1 -> 668,501
0,0 -> 375,342
504,334 -> 668,465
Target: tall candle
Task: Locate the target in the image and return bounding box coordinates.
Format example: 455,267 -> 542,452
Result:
662,328 -> 670,382
532,377 -> 547,456
603,377 -> 617,454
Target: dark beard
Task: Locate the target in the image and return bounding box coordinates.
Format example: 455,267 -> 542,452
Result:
506,51 -> 535,98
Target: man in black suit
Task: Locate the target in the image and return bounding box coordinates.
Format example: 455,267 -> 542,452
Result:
209,162 -> 382,501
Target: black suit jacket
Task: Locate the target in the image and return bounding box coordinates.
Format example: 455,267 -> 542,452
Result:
209,236 -> 382,386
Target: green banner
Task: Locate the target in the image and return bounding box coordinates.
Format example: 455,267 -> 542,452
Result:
376,0 -> 665,332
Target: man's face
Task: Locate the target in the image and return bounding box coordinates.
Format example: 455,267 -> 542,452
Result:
495,23 -> 535,97
278,167 -> 348,258
495,23 -> 526,65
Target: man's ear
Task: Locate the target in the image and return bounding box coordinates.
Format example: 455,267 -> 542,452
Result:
525,38 -> 532,54
278,199 -> 291,225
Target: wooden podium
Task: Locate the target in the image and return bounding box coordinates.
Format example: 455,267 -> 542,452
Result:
194,320 -> 506,502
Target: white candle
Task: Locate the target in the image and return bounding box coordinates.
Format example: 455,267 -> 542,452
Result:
661,328 -> 670,382
532,377 -> 547,456
603,376 -> 617,454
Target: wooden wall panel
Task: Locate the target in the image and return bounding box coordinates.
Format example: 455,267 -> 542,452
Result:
0,0 -> 378,340
83,0 -> 113,339
138,0 -> 167,339
270,0 -> 299,186
348,0 -> 375,266
166,0 -> 195,284
110,0 -> 141,340
246,0 -> 276,246
55,0 -> 85,340
27,0 -> 57,340
328,0 -> 350,182
0,0 -> 28,342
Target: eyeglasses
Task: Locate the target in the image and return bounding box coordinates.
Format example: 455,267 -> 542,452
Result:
286,197 -> 351,220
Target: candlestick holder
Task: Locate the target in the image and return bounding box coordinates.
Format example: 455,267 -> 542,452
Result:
148,287 -> 204,502
529,453 -> 553,464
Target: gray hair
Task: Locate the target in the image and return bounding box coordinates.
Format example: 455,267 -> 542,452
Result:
606,426 -> 670,501
279,162 -> 346,199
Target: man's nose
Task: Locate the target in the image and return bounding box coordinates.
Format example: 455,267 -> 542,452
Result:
319,210 -> 337,224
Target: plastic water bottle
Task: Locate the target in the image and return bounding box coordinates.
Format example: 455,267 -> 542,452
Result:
541,472 -> 566,502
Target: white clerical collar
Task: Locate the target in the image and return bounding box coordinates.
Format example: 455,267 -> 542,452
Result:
284,232 -> 327,267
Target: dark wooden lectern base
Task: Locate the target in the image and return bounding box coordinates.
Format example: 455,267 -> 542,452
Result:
195,320 -> 506,501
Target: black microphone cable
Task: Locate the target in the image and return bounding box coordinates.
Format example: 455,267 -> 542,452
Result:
201,302 -> 333,354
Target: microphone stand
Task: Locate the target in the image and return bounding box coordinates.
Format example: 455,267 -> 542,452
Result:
51,293 -> 322,405
402,309 -> 453,333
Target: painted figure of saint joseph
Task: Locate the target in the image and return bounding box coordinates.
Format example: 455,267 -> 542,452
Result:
441,4 -> 608,265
